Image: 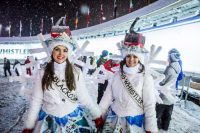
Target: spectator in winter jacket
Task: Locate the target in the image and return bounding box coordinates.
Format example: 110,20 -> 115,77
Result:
3,57 -> 12,77
24,56 -> 32,76
96,50 -> 109,103
103,59 -> 120,73
13,59 -> 21,76
96,50 -> 108,67
156,48 -> 182,131
97,58 -> 120,103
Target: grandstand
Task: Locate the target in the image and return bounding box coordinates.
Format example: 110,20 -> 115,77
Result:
0,0 -> 199,41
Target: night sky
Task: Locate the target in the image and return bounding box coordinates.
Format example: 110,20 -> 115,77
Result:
0,0 -> 154,37
0,0 -> 84,37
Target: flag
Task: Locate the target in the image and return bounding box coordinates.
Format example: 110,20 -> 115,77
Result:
86,8 -> 90,27
63,14 -> 67,26
30,19 -> 32,36
129,0 -> 133,13
145,0 -> 150,5
8,21 -> 11,37
19,20 -> 22,37
51,17 -> 54,26
0,24 -> 2,35
75,11 -> 78,29
113,0 -> 117,19
100,4 -> 104,23
5,26 -> 10,31
5,21 -> 11,37
40,18 -> 43,33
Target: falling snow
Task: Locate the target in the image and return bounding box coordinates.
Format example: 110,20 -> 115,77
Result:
0,0 -> 151,37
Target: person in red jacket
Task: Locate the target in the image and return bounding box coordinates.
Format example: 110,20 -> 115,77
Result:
103,59 -> 120,73
24,56 -> 32,76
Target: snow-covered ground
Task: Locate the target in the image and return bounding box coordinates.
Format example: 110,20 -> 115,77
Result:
0,77 -> 27,133
0,67 -> 200,133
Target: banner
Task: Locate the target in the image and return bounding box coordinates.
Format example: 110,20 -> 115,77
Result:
0,43 -> 46,59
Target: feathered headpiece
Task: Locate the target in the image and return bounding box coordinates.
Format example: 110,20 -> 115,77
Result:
117,17 -> 149,64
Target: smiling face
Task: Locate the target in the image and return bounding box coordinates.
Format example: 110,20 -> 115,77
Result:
125,54 -> 139,67
52,45 -> 68,64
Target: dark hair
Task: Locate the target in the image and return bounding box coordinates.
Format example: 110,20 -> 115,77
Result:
119,58 -> 145,73
42,57 -> 76,91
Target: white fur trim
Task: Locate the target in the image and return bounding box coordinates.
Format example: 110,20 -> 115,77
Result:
48,32 -> 77,57
49,41 -> 73,56
117,41 -> 149,64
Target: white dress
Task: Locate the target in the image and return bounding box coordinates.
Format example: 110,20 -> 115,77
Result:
24,62 -> 101,133
99,64 -> 158,133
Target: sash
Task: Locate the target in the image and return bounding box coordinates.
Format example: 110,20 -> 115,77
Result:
53,74 -> 78,103
120,72 -> 143,108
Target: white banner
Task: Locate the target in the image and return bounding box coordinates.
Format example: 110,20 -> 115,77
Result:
0,43 -> 46,59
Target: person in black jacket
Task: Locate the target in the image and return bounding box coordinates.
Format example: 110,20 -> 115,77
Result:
96,50 -> 109,104
3,57 -> 12,77
13,59 -> 21,76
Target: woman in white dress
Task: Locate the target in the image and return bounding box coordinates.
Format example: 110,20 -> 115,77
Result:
22,27 -> 101,133
95,40 -> 158,133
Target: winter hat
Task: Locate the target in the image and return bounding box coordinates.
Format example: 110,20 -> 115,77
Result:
109,52 -> 113,56
117,33 -> 148,64
47,26 -> 78,57
168,48 -> 180,62
101,50 -> 108,57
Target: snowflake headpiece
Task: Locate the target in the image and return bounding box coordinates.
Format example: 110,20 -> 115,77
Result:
117,33 -> 149,64
46,26 -> 78,57
116,17 -> 149,64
